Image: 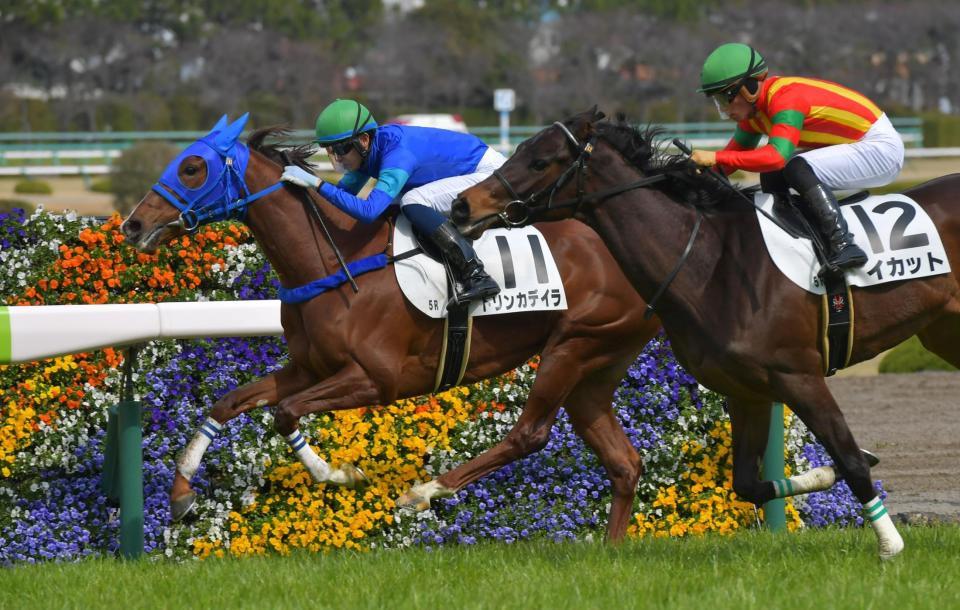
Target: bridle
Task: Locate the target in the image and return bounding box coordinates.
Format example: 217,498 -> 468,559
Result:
490,121 -> 668,227
151,141 -> 283,232
488,121 -> 701,321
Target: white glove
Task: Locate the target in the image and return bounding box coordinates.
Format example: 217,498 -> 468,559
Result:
280,165 -> 321,189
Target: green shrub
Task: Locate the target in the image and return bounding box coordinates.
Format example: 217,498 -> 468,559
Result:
110,141 -> 179,215
878,336 -> 956,373
13,179 -> 52,195
89,177 -> 112,193
921,113 -> 960,147
0,199 -> 36,214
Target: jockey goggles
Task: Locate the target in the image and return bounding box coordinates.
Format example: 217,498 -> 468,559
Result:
326,139 -> 358,157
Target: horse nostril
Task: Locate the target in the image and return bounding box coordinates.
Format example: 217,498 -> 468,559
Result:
121,219 -> 141,239
451,197 -> 469,224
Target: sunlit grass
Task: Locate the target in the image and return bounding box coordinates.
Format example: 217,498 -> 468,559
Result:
2,525 -> 959,610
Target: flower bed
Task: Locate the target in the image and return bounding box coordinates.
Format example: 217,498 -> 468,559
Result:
0,208 -> 879,563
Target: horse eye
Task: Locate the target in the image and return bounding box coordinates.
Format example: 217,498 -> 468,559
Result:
530,159 -> 549,171
184,166 -> 198,176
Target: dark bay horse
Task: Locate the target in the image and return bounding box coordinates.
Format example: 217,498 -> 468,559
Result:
119,115 -> 661,540
453,110 -> 957,559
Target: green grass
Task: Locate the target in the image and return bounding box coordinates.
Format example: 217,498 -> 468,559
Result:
2,526 -> 959,610
880,336 -> 956,373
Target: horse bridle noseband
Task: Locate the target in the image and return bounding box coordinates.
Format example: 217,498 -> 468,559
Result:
491,121 -> 668,227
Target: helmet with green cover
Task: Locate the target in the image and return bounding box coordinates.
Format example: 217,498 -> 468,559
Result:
314,99 -> 378,145
698,43 -> 768,96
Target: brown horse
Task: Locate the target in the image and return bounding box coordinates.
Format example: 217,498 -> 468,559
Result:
453,109 -> 952,559
119,115 -> 659,541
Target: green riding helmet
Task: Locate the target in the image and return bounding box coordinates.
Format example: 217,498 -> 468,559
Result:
698,43 -> 768,95
314,99 -> 378,145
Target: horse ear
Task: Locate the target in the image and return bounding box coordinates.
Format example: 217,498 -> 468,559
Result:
212,113 -> 250,152
209,114 -> 229,135
590,105 -> 605,121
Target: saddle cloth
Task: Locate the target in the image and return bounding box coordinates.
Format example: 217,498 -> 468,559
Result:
393,216 -> 568,319
755,192 -> 951,294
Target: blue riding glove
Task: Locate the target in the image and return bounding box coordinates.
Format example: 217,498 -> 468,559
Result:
280,165 -> 322,189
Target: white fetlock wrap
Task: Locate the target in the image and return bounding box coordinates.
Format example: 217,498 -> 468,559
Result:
864,497 -> 904,560
772,465 -> 836,498
177,417 -> 222,481
285,430 -> 333,483
411,480 -> 455,502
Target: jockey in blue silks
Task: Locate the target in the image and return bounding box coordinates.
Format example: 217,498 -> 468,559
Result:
280,99 -> 504,306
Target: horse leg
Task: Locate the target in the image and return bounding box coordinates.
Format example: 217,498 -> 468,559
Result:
170,364 -> 314,521
273,363 -> 390,488
727,399 -> 842,509
773,374 -> 903,560
396,355 -> 579,510
564,366 -> 642,544
727,398 -> 776,506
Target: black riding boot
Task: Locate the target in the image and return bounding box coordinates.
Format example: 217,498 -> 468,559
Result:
802,184 -> 868,272
428,221 -> 501,306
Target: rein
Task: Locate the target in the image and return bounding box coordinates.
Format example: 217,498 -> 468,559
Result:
280,150 -> 359,293
493,122 -> 668,227
152,147 -> 284,232
490,122 -> 703,320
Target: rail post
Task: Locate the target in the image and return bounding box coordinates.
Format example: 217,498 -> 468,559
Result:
761,402 -> 787,531
100,344 -> 144,559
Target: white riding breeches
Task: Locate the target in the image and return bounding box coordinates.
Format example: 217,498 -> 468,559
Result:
799,113 -> 905,190
400,147 -> 507,215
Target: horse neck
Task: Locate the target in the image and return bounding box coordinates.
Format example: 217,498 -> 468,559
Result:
242,151 -> 389,289
582,148 -> 726,320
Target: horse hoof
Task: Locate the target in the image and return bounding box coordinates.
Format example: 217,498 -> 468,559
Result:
171,491 -> 198,522
340,464 -> 369,489
862,449 -> 880,467
396,490 -> 431,512
879,540 -> 905,561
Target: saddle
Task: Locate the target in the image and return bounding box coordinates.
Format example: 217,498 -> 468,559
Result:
760,190 -> 869,376
391,215 -> 567,390
756,189 -> 951,375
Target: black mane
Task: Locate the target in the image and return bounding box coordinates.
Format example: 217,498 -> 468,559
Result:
247,126 -> 316,171
594,116 -> 744,208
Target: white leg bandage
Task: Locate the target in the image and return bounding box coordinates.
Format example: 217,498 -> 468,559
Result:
411,480 -> 456,501
285,430 -> 333,483
177,417 -> 222,481
771,466 -> 836,498
864,496 -> 904,560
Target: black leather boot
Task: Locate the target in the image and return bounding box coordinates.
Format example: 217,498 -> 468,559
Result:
802,184 -> 868,272
428,221 -> 501,306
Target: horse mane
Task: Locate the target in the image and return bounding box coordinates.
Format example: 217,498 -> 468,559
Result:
594,115 -> 744,209
246,126 -> 317,171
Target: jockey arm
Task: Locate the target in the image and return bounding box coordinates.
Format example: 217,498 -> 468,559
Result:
716,107 -> 806,174
319,149 -> 415,222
